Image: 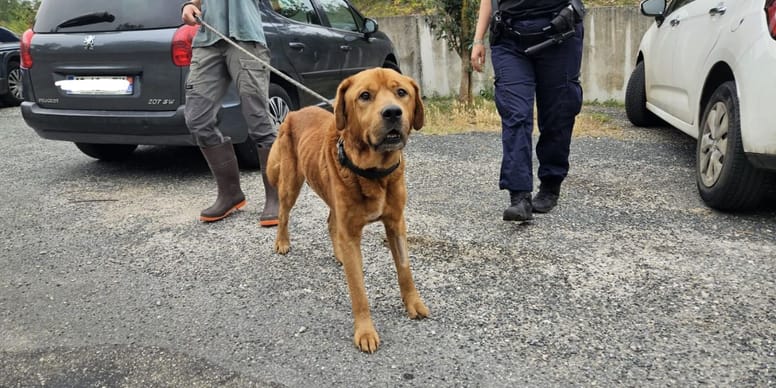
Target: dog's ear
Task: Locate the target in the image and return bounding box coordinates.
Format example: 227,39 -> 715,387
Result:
335,77 -> 352,131
410,78 -> 425,130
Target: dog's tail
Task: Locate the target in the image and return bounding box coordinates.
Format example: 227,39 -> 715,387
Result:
266,119 -> 289,188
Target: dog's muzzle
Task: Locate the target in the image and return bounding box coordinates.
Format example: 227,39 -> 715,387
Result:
375,105 -> 407,151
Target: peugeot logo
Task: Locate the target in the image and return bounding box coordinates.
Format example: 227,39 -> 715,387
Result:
83,35 -> 95,50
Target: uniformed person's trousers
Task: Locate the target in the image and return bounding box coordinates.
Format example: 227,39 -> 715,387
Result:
490,17 -> 584,193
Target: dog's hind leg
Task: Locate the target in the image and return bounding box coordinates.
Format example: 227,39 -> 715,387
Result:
273,160 -> 304,255
384,215 -> 429,320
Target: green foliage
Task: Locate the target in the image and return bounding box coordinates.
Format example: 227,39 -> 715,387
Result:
350,0 -> 426,17
424,0 -> 479,57
0,0 -> 40,33
350,0 -> 639,18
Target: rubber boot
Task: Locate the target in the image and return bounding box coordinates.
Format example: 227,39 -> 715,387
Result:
199,142 -> 246,222
257,147 -> 279,227
503,191 -> 533,222
532,182 -> 561,214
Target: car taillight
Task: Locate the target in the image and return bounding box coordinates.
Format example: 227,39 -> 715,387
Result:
767,0 -> 776,39
172,24 -> 199,66
21,29 -> 34,69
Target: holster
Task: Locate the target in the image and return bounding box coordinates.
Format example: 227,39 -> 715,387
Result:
489,11 -> 504,45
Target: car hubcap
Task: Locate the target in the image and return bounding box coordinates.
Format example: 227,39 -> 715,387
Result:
8,67 -> 22,100
699,101 -> 729,187
268,95 -> 289,127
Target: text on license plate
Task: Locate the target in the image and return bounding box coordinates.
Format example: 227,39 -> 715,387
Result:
56,76 -> 135,95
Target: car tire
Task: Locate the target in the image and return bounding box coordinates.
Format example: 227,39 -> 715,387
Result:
382,60 -> 401,74
696,81 -> 766,211
2,61 -> 23,106
268,83 -> 295,127
625,61 -> 661,127
74,143 -> 138,162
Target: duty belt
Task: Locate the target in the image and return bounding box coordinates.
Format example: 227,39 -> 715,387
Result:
493,12 -> 551,46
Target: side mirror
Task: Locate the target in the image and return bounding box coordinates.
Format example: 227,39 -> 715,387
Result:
640,0 -> 666,21
362,18 -> 378,35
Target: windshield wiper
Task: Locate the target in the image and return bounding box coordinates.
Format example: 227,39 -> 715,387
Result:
54,12 -> 115,31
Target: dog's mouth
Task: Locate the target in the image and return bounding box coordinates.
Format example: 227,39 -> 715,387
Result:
375,129 -> 406,151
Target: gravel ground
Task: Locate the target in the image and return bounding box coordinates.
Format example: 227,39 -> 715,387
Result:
1,104 -> 775,387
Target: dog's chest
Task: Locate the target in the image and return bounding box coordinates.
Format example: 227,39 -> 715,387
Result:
362,193 -> 387,223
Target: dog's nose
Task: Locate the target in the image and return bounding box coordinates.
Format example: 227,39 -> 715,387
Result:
381,105 -> 403,121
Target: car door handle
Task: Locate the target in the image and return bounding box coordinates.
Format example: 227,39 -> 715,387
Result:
288,42 -> 305,50
709,6 -> 726,15
670,18 -> 680,26
340,45 -> 352,52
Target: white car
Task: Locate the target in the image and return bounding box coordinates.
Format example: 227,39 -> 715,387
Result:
625,0 -> 776,211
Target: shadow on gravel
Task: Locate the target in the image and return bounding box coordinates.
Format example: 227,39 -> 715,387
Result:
67,145 -> 210,180
0,345 -> 280,388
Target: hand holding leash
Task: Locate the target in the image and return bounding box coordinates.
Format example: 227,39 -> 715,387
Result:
181,1 -> 201,26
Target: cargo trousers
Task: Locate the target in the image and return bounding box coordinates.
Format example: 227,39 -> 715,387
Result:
184,39 -> 276,148
490,17 -> 584,193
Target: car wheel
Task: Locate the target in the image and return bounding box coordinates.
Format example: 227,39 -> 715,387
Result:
696,81 -> 766,211
625,61 -> 661,127
382,60 -> 401,74
74,143 -> 138,162
268,83 -> 295,127
2,61 -> 23,106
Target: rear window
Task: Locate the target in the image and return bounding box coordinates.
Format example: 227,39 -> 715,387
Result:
34,0 -> 183,33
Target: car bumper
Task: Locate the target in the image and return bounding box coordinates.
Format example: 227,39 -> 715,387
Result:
0,75 -> 7,95
21,102 -> 196,145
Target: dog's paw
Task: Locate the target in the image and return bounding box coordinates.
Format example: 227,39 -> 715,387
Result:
354,326 -> 380,353
405,296 -> 429,319
274,239 -> 290,254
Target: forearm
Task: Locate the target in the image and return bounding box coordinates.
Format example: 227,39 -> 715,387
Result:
473,0 -> 492,42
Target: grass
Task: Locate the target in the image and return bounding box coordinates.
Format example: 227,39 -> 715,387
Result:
351,0 -> 641,17
422,97 -> 624,139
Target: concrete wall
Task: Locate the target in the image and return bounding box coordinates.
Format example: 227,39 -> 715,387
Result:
376,7 -> 656,103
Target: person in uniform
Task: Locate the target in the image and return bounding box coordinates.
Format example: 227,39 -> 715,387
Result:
471,0 -> 584,221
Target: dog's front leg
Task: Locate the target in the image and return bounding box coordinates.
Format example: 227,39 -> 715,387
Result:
335,225 -> 380,353
384,216 -> 429,319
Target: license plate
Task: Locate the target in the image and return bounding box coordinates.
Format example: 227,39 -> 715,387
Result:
56,76 -> 134,95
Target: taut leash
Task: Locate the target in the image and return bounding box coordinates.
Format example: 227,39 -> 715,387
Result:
195,16 -> 333,107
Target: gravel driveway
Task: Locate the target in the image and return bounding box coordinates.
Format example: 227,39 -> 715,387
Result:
1,105 -> 774,387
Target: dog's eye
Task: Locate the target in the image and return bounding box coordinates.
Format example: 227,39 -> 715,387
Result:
359,92 -> 371,101
397,88 -> 408,97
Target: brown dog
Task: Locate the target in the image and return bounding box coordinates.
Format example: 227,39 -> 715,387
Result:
266,68 -> 429,353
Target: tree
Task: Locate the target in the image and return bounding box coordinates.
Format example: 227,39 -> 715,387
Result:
0,0 -> 40,34
425,0 -> 480,104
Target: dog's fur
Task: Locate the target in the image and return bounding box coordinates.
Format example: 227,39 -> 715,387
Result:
266,68 -> 429,353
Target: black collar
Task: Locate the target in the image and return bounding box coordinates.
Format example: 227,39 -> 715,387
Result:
337,138 -> 400,180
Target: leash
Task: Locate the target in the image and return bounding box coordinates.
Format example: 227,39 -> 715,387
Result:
194,16 -> 333,107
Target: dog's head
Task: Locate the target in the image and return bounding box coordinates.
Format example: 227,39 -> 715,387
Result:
334,68 -> 424,153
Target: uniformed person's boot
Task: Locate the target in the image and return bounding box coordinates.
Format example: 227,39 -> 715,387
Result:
199,142 -> 247,222
532,182 -> 561,213
503,191 -> 533,221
